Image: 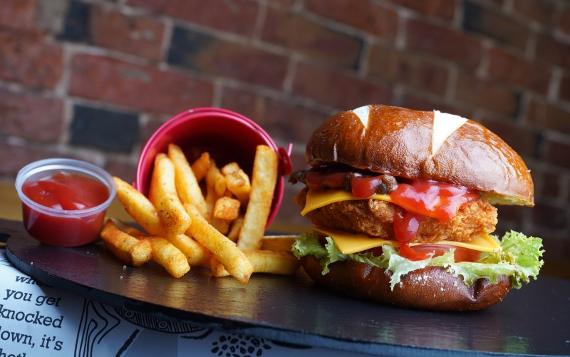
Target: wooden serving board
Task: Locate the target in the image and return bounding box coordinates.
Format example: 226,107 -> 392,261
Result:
3,219 -> 569,356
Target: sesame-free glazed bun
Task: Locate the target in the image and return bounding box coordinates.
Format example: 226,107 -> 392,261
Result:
306,105 -> 534,206
301,256 -> 511,311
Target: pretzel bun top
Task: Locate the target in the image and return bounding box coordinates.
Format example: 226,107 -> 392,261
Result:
306,105 -> 534,206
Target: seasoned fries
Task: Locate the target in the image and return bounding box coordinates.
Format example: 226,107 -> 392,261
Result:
238,146 -> 278,250
225,173 -> 251,204
113,177 -> 162,235
168,144 -> 207,217
185,203 -> 253,284
101,220 -> 152,267
213,197 -> 240,220
227,216 -> 244,241
221,162 -> 239,175
246,250 -> 299,275
167,234 -> 210,266
148,237 -> 190,278
107,144 -> 284,283
261,235 -> 297,252
211,250 -> 299,277
149,154 -> 191,235
191,152 -> 210,181
211,218 -> 230,235
206,162 -> 226,197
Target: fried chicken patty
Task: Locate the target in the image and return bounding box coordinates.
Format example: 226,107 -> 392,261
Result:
298,190 -> 497,243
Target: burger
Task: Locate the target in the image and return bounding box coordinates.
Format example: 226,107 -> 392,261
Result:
290,104 -> 544,311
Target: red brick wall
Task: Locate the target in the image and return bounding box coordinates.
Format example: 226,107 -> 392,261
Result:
0,0 -> 568,261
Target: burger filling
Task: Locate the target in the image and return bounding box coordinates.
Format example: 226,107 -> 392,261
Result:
290,166 -> 544,289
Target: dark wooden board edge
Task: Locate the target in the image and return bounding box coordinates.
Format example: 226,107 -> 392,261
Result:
4,241 -> 530,357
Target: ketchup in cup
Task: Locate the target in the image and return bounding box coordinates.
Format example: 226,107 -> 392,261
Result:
15,159 -> 116,247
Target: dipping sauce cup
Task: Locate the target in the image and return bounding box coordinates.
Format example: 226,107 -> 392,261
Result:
136,107 -> 291,227
15,158 -> 116,247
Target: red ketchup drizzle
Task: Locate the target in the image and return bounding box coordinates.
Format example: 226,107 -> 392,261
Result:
389,180 -> 479,260
351,176 -> 384,198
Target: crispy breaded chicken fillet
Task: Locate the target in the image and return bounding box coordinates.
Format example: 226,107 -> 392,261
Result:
298,190 -> 497,243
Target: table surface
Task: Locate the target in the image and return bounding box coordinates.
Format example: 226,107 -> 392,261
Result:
2,181 -> 570,357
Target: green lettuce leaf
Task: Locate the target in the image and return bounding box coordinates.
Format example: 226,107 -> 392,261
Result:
291,231 -> 544,290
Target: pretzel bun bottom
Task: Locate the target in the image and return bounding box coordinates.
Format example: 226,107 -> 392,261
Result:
301,256 -> 511,311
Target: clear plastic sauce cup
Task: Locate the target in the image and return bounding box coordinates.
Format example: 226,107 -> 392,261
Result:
15,158 -> 116,247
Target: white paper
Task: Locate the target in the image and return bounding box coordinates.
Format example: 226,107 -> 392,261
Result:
0,251 -> 366,357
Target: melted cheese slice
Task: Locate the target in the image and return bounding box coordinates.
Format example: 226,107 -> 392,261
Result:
301,190 -> 390,216
316,228 -> 501,255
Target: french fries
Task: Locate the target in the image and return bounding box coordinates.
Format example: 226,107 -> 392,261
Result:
113,177 -> 162,235
149,154 -> 191,236
185,203 -> 253,284
191,152 -> 210,181
168,144 -> 208,217
213,197 -> 240,220
261,235 -> 297,252
227,216 -> 244,242
238,146 -> 278,250
223,163 -> 251,204
148,237 -> 190,278
211,250 -> 299,277
100,220 -> 152,267
167,234 -> 210,266
206,162 -> 226,197
211,218 -> 230,235
107,144 -> 286,283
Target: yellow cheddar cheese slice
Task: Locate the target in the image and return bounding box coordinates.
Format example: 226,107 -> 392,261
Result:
315,228 -> 501,255
314,228 -> 395,254
301,190 -> 391,216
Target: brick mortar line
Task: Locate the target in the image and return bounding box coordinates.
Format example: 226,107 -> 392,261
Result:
392,84 -> 405,106
356,36 -> 373,77
525,30 -> 538,60
541,130 -> 570,145
168,17 -> 296,58
55,44 -> 74,146
453,0 -> 464,29
56,144 -> 106,167
282,54 -> 299,94
103,0 -> 299,58
547,68 -> 563,102
65,42 -> 152,66
476,40 -> 492,79
128,123 -> 145,162
2,131 -> 107,167
212,79 -> 224,107
0,81 -> 56,98
58,99 -> 73,147
399,85 -> 450,107
515,91 -> 531,124
445,65 -> 459,102
290,5 -> 388,45
159,16 -> 174,64
212,77 -> 336,115
395,11 -> 407,50
291,0 -> 304,12
252,0 -> 267,40
66,96 -> 146,116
